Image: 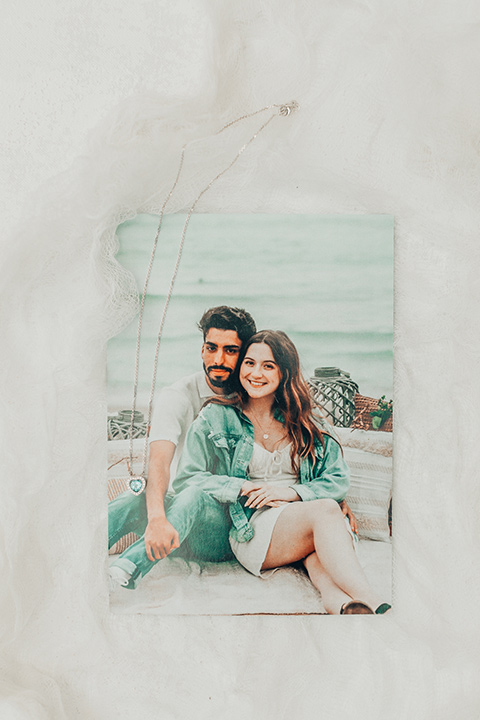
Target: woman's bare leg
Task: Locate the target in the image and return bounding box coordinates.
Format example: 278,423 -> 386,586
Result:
303,552 -> 352,614
262,499 -> 382,609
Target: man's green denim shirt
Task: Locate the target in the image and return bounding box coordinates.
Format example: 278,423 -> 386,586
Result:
173,403 -> 350,543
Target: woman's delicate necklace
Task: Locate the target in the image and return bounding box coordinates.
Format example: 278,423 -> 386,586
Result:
123,101 -> 299,494
248,407 -> 276,441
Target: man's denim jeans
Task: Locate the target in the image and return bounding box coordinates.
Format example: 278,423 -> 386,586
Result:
108,486 -> 234,589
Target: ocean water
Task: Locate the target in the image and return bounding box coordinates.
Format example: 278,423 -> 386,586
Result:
107,214 -> 393,411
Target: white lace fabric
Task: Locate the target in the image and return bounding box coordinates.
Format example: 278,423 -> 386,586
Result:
1,3 -> 478,718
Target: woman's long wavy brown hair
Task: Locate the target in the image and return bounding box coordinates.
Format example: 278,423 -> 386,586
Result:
231,330 -> 331,471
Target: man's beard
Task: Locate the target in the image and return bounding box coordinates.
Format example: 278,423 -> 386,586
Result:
203,363 -> 234,390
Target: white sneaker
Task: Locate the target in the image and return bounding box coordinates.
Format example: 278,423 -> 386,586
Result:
108,565 -> 132,591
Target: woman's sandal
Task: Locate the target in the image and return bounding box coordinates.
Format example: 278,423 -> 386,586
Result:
340,601 -> 374,614
340,601 -> 392,615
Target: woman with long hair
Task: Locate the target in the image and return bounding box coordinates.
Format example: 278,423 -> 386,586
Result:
173,330 -> 391,614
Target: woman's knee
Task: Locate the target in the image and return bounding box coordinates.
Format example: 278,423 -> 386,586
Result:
309,498 -> 342,519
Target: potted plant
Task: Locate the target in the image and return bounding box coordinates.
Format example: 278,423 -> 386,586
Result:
370,395 -> 393,430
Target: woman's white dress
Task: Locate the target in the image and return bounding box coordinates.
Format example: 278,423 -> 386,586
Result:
229,442 -> 357,578
229,442 -> 299,577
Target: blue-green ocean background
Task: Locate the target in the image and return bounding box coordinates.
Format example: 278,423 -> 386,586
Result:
107,214 -> 393,411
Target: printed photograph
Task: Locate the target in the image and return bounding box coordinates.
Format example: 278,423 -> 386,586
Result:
107,214 -> 394,615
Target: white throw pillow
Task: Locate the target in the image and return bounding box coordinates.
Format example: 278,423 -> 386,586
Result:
343,446 -> 392,542
335,426 -> 392,457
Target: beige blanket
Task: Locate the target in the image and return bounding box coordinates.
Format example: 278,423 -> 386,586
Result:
110,538 -> 392,615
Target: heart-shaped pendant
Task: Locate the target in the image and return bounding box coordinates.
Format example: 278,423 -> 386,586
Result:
128,476 -> 146,495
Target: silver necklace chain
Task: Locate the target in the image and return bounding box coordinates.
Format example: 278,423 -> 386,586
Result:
247,407 -> 275,441
125,101 -> 299,493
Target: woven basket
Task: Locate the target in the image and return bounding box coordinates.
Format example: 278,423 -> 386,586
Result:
108,477 -> 139,555
351,394 -> 393,432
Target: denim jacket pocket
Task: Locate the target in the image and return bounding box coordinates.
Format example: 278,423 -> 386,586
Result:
208,432 -> 241,452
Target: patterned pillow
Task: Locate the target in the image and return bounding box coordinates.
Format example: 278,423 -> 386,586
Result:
107,440 -> 145,555
343,446 -> 392,542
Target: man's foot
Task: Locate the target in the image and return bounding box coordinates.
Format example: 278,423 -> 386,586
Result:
108,565 -> 132,591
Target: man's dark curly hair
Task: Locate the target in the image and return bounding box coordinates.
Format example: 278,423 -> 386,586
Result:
198,306 -> 256,345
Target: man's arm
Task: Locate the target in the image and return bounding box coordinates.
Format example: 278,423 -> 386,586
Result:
144,440 -> 180,561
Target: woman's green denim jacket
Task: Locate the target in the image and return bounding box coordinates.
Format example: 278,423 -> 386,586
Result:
173,402 -> 350,543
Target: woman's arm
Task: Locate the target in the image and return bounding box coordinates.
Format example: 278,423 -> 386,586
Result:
172,416 -> 245,504
240,435 -> 350,509
293,435 -> 350,503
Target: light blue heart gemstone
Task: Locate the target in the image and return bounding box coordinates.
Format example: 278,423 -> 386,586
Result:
129,476 -> 146,495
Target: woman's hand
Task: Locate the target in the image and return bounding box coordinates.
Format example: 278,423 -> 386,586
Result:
339,500 -> 358,535
241,481 -> 300,509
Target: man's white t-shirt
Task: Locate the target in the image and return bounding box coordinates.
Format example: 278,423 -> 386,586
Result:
149,371 -> 216,485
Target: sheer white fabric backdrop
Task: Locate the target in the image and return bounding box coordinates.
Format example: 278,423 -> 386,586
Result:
1,1 -> 479,718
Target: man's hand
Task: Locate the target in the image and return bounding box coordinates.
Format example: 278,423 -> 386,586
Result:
144,517 -> 180,561
339,500 -> 358,535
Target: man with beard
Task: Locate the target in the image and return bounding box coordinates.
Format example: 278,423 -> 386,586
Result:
108,306 -> 256,589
